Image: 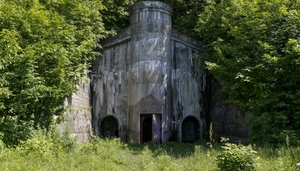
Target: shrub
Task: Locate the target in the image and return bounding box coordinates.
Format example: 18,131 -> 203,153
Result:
216,138 -> 257,171
48,126 -> 78,153
16,125 -> 77,157
0,116 -> 34,147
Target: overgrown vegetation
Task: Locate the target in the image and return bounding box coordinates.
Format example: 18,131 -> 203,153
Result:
0,0 -> 110,146
0,129 -> 300,171
196,0 -> 300,144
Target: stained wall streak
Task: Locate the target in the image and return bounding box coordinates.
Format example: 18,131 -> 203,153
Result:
128,1 -> 172,143
91,39 -> 131,140
170,38 -> 204,141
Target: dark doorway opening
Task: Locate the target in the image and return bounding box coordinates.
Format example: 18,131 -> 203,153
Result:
181,116 -> 200,142
140,114 -> 161,143
100,116 -> 119,138
142,117 -> 152,142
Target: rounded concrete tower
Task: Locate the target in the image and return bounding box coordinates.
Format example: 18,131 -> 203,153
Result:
128,1 -> 172,143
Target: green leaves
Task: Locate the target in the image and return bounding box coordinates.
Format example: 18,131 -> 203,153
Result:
216,139 -> 257,171
100,0 -> 208,37
0,0 -> 110,145
196,0 -> 300,144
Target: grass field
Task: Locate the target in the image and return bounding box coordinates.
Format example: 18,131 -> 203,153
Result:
0,134 -> 300,171
0,139 -> 300,171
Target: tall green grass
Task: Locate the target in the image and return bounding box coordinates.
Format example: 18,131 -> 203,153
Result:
254,146 -> 300,171
0,129 -> 299,171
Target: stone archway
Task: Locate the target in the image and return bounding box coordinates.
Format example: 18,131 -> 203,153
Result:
99,116 -> 119,138
181,116 -> 201,142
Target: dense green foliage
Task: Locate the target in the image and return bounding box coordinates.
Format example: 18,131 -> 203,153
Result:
155,0 -> 208,37
196,0 -> 300,144
102,0 -> 135,31
0,0 -> 110,145
216,138 -> 257,171
101,0 -> 207,37
1,135 -> 300,170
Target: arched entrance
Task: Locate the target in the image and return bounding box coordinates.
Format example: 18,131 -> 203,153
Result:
181,116 -> 200,142
100,116 -> 119,138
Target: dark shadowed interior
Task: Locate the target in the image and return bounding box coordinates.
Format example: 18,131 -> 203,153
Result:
100,116 -> 119,138
181,116 -> 200,142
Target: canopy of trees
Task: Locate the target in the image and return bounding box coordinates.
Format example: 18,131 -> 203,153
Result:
0,0 -> 112,145
196,0 -> 300,144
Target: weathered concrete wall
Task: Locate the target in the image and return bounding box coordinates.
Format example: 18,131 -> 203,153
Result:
91,29 -> 131,140
60,82 -> 92,142
128,1 -> 172,143
209,77 -> 251,143
170,31 -> 205,142
91,1 -> 205,143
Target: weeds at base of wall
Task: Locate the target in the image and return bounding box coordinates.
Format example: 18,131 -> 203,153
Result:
15,125 -> 78,157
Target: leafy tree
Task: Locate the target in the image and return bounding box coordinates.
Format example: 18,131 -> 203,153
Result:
101,0 -> 208,38
0,0 -> 110,146
196,0 -> 300,144
159,0 -> 208,37
102,0 -> 135,32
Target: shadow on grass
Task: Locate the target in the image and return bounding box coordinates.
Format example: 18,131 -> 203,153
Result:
126,140 -> 215,158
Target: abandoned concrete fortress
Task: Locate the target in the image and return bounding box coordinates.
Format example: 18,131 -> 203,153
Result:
60,1 -> 251,143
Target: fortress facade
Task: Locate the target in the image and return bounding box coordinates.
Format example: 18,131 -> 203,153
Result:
61,1 -> 251,143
